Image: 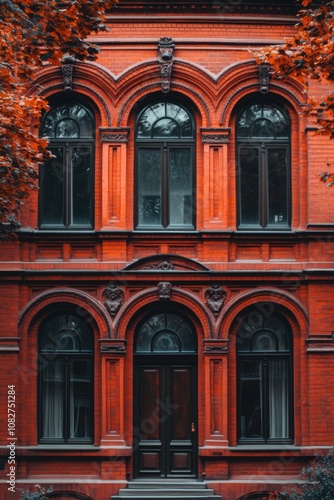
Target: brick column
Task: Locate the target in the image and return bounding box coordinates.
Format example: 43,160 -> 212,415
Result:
202,339 -> 229,450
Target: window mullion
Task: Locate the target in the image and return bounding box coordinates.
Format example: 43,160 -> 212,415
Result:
65,143 -> 71,228
163,142 -> 169,228
260,143 -> 267,228
64,357 -> 69,441
263,357 -> 269,441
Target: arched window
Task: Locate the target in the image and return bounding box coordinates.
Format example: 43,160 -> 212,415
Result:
39,313 -> 94,443
135,312 -> 196,353
237,307 -> 293,443
40,103 -> 94,229
236,102 -> 290,229
135,102 -> 195,229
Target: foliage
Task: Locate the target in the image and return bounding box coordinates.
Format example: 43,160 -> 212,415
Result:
18,484 -> 53,500
266,449 -> 334,500
0,0 -> 117,228
255,0 -> 334,186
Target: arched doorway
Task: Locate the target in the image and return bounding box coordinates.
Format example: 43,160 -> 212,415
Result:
133,311 -> 198,478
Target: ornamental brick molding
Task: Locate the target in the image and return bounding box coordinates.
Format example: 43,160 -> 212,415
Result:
102,282 -> 125,316
158,37 -> 175,93
205,284 -> 227,316
158,282 -> 172,300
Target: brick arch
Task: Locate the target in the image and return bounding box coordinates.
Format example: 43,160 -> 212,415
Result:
18,288 -> 113,339
219,287 -> 309,338
28,62 -> 118,127
215,59 -> 306,127
114,286 -> 214,343
115,59 -> 220,128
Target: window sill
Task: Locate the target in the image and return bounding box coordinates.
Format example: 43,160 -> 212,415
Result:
22,445 -> 100,451
230,445 -> 300,451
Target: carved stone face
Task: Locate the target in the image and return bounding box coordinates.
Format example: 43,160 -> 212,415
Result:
159,47 -> 173,61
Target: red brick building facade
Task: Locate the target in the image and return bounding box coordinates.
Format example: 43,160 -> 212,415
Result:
1,1 -> 334,499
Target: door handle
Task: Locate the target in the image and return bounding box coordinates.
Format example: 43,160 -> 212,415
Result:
191,422 -> 196,433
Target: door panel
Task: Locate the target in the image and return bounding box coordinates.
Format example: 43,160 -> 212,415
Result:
134,360 -> 197,478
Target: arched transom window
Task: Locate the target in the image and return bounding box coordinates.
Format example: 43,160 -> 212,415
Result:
135,312 -> 197,353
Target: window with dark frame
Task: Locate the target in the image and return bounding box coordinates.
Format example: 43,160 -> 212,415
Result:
237,307 -> 293,444
237,102 -> 291,230
39,313 -> 94,444
39,103 -> 94,229
135,102 -> 195,230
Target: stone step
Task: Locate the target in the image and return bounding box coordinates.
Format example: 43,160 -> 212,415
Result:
111,481 -> 222,500
112,496 -> 222,500
127,481 -> 207,489
117,488 -> 217,496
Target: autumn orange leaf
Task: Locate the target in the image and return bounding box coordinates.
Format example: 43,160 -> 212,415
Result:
0,0 -> 118,227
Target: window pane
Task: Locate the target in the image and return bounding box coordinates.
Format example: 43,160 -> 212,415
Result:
269,360 -> 289,438
268,148 -> 288,225
70,360 -> 92,439
138,148 -> 162,226
239,147 -> 259,225
71,147 -> 92,226
41,147 -> 64,226
153,118 -> 180,138
41,360 -> 64,438
152,331 -> 180,351
56,119 -> 79,138
240,360 -> 263,439
169,148 -> 192,226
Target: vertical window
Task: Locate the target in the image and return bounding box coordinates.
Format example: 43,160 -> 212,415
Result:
237,308 -> 293,443
135,102 -> 195,229
40,103 -> 94,228
39,313 -> 93,443
237,103 -> 290,229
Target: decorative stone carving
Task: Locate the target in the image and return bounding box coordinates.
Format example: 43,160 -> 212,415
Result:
158,282 -> 172,300
102,282 -> 124,316
143,260 -> 175,270
204,345 -> 228,354
61,57 -> 75,92
158,37 -> 175,93
205,284 -> 227,316
100,128 -> 130,143
200,128 -> 230,144
100,344 -> 126,353
259,63 -> 270,93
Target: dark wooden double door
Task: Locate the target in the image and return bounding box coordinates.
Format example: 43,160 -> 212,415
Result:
134,357 -> 197,478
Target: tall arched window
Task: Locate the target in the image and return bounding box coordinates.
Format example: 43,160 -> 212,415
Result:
237,307 -> 293,443
40,103 -> 94,229
135,102 -> 195,229
39,313 -> 94,443
236,102 -> 290,229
